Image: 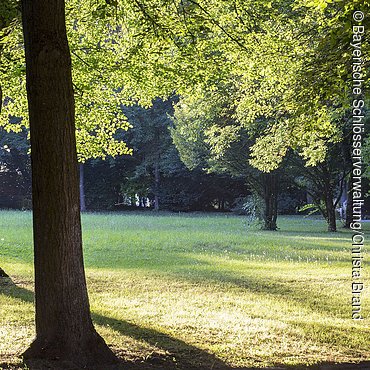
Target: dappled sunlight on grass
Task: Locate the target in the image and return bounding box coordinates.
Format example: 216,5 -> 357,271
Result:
0,211 -> 369,368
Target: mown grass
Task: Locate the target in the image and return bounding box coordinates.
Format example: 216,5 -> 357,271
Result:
0,210 -> 369,369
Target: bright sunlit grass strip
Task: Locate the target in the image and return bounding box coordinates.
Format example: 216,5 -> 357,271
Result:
0,210 -> 369,368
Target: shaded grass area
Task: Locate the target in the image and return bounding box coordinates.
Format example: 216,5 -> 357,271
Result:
0,211 -> 369,369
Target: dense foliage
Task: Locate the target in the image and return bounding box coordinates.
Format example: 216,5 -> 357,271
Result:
1,0 -> 369,223
2,0 -> 369,165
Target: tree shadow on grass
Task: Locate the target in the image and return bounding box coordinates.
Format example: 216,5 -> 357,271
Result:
0,277 -> 369,370
170,262 -> 347,316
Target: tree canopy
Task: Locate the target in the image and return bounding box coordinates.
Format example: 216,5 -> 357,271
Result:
2,0 -> 368,169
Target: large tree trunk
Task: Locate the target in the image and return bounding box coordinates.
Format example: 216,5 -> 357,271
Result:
262,172 -> 278,230
21,0 -> 117,366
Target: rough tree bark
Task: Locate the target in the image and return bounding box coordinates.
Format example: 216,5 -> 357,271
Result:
21,0 -> 117,366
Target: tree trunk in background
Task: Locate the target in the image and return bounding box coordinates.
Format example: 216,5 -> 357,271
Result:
262,172 -> 278,230
342,125 -> 353,229
321,167 -> 337,232
21,0 -> 117,366
79,163 -> 86,212
131,196 -> 136,207
325,195 -> 337,232
154,156 -> 160,211
345,174 -> 353,228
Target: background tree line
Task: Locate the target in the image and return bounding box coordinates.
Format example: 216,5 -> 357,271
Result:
1,97 -> 369,232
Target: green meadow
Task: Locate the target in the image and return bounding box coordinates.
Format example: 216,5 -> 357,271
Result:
0,210 -> 369,369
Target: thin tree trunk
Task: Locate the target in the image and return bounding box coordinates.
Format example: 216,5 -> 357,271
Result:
131,196 -> 136,207
320,166 -> 337,232
79,163 -> 86,212
324,189 -> 337,232
154,156 -> 160,211
262,173 -> 278,230
345,174 -> 353,228
21,0 -> 116,366
326,199 -> 337,232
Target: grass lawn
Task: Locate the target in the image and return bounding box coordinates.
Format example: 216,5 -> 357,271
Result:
0,210 -> 369,369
